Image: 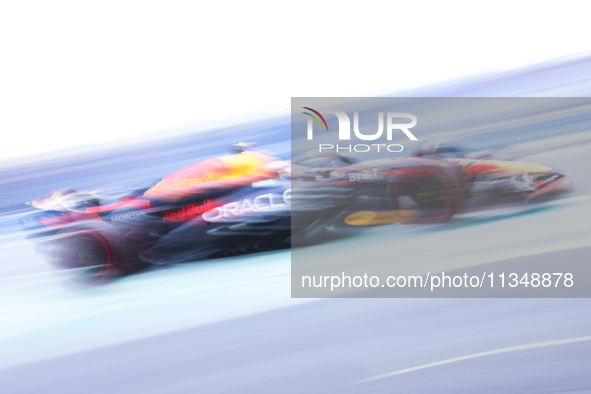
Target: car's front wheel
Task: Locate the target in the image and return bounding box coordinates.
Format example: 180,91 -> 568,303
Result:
387,168 -> 461,222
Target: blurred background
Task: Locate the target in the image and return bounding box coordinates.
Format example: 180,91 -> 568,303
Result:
1,1 -> 591,393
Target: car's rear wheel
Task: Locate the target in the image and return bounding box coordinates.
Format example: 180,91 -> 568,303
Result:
50,223 -> 131,287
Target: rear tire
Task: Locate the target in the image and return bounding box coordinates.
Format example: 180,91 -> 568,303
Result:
50,222 -> 134,287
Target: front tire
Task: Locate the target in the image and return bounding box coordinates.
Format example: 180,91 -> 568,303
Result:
387,168 -> 461,222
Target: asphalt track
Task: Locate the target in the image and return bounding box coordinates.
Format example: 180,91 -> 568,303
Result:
1,297 -> 591,393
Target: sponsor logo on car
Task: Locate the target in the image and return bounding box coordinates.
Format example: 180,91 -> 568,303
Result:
203,189 -> 291,222
111,211 -> 147,222
347,170 -> 382,181
344,210 -> 417,225
162,200 -> 215,223
345,211 -> 376,224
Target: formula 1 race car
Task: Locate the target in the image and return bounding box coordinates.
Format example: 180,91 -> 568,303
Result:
22,150 -> 293,286
289,146 -> 572,241
22,144 -> 572,285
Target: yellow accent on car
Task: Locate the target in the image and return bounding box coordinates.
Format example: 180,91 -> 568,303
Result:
344,210 -> 417,225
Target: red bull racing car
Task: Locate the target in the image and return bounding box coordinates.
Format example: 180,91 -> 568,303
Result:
22,144 -> 571,285
290,146 -> 571,240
